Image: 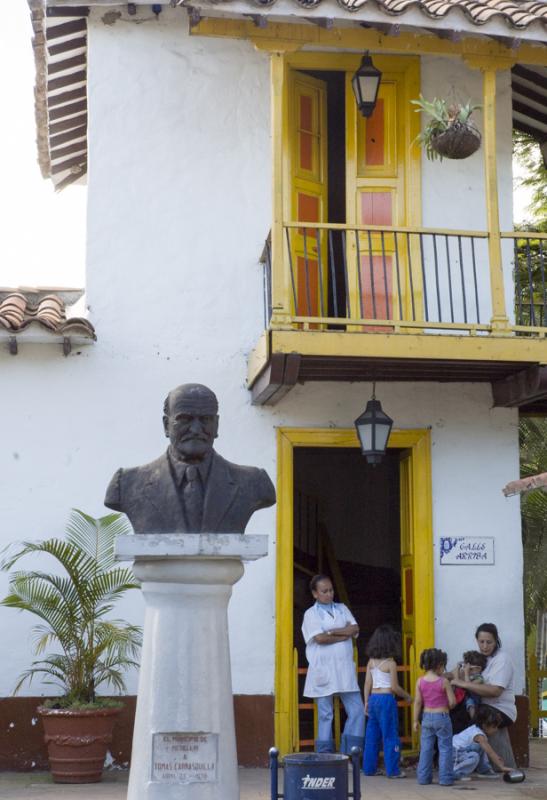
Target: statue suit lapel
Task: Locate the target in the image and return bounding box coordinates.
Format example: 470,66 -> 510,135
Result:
143,454 -> 189,532
202,452 -> 239,533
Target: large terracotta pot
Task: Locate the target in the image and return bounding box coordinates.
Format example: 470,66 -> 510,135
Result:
38,705 -> 121,783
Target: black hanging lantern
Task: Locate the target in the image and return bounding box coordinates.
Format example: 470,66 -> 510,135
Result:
354,385 -> 393,465
351,53 -> 382,118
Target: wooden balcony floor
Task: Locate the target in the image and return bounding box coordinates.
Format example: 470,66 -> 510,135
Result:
248,330 -> 547,410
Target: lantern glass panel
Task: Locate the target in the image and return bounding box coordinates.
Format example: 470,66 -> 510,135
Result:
374,421 -> 391,452
356,74 -> 379,104
356,422 -> 372,451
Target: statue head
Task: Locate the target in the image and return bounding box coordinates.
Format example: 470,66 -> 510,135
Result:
163,383 -> 219,463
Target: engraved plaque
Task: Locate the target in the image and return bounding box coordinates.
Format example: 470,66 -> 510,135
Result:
151,732 -> 218,784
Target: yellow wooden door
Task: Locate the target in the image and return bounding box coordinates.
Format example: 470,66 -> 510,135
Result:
346,58 -> 421,325
275,428 -> 432,756
289,72 -> 328,322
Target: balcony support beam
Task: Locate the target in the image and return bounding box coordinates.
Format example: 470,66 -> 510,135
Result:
191,18 -> 547,68
263,329 -> 547,368
270,51 -> 292,328
492,365 -> 547,409
250,352 -> 301,405
483,66 -> 509,330
466,56 -> 514,331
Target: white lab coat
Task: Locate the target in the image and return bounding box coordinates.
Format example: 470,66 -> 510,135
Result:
301,602 -> 360,698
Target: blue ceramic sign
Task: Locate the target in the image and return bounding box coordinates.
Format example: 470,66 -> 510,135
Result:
440,536 -> 494,565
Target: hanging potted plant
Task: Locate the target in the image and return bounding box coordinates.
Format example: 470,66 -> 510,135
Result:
0,510 -> 142,784
411,94 -> 482,161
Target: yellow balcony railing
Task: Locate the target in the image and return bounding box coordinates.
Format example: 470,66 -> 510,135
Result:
260,223 -> 547,337
503,231 -> 547,330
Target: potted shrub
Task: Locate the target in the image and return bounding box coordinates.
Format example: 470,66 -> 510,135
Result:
411,94 -> 482,161
0,509 -> 141,783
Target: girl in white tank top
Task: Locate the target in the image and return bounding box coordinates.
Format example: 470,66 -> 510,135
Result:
370,659 -> 395,689
363,625 -> 412,778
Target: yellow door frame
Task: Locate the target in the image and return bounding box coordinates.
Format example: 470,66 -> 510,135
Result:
274,426 -> 434,755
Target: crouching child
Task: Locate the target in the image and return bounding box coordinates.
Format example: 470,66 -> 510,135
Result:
453,705 -> 513,780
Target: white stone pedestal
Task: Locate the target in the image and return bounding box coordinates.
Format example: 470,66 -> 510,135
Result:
115,534 -> 268,800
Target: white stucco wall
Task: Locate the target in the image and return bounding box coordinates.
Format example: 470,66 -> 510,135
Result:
0,7 -> 525,705
421,57 -> 515,323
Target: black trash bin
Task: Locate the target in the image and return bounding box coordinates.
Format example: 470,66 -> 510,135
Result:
269,748 -> 360,800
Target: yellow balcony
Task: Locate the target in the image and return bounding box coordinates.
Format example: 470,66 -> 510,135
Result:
248,224 -> 547,408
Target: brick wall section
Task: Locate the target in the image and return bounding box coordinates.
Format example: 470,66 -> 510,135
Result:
0,695 -> 274,770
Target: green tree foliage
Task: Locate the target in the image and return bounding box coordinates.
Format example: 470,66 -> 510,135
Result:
0,510 -> 142,706
513,223 -> 547,327
513,133 -> 547,647
512,134 -> 547,326
514,131 -> 547,222
520,418 -> 547,638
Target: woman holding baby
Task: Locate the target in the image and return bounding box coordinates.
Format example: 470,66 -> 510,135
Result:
451,622 -> 517,769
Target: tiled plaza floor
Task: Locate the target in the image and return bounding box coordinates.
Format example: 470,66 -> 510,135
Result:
0,739 -> 545,799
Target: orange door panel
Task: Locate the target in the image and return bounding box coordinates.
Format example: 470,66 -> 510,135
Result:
289,73 -> 328,325
347,71 -> 411,324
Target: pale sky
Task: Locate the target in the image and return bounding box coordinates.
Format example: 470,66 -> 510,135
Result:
1,4 -> 533,291
1,3 -> 86,288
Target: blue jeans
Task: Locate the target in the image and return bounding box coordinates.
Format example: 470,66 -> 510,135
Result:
453,745 -> 493,778
417,712 -> 454,785
317,692 -> 365,742
465,692 -> 480,714
363,694 -> 402,777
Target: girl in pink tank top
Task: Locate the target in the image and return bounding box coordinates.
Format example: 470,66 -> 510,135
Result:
413,649 -> 457,786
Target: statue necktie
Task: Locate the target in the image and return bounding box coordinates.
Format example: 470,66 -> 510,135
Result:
183,465 -> 203,532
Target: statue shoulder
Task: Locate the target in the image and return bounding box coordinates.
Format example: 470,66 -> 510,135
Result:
214,453 -> 267,481
105,467 -> 123,510
214,453 -> 275,504
104,453 -> 170,510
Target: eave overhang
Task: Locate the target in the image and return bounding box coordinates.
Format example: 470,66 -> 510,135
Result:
182,0 -> 547,43
30,1 -> 88,190
48,0 -> 547,41
30,1 -> 547,189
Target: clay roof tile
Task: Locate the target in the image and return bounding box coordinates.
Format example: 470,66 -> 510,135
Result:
337,0 -> 547,26
0,288 -> 95,340
0,293 -> 28,330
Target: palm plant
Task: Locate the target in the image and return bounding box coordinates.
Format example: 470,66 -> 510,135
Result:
0,509 -> 142,707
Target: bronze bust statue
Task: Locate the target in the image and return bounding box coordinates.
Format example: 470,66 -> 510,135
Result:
105,383 -> 276,533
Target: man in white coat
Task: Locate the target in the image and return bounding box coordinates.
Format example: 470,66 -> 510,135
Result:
302,574 -> 365,754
